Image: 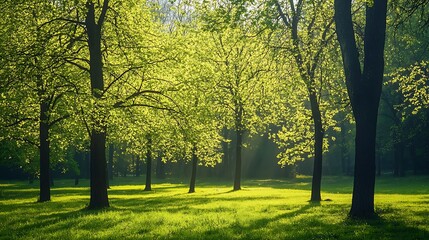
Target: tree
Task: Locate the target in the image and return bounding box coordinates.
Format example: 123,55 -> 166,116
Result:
43,0 -> 175,208
0,0 -> 77,202
334,0 -> 388,218
204,26 -> 274,191
273,0 -> 342,201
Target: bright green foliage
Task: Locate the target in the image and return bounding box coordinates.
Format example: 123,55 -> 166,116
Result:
204,27 -> 275,136
268,0 -> 349,166
389,61 -> 429,115
0,1 -> 80,176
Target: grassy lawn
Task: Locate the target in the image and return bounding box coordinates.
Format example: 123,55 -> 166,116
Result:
0,176 -> 428,239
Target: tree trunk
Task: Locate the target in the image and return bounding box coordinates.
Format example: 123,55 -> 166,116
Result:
89,130 -> 109,208
335,0 -> 387,218
309,91 -> 323,202
233,129 -> 242,191
39,101 -> 50,202
144,138 -> 152,191
188,147 -> 197,193
86,1 -> 109,209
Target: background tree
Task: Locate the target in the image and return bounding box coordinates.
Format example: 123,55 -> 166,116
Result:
200,21 -> 275,190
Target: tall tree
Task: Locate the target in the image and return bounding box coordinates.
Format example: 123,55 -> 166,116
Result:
334,0 -> 388,218
84,0 -> 110,209
274,0 -> 339,201
0,0 -> 76,202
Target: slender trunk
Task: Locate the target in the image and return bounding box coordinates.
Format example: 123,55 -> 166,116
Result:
86,1 -> 109,209
188,147 -> 197,193
39,101 -> 50,202
309,91 -> 323,202
144,138 -> 152,191
233,129 -> 242,191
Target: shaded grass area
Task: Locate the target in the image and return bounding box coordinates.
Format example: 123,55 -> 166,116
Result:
0,176 -> 428,239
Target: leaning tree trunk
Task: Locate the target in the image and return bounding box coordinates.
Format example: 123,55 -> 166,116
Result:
86,1 -> 109,209
335,0 -> 387,218
39,100 -> 50,202
309,91 -> 324,202
188,146 -> 198,193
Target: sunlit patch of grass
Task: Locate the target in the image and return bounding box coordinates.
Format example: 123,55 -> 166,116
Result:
0,176 -> 429,239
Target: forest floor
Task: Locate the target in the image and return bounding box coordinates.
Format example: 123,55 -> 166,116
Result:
0,175 -> 428,239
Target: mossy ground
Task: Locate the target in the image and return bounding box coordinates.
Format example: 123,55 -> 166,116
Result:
0,176 -> 428,239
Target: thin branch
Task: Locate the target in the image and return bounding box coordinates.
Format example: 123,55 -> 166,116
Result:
275,0 -> 291,28
98,0 -> 109,27
49,114 -> 71,127
64,58 -> 90,72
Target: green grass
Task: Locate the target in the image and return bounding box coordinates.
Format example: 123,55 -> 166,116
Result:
0,176 -> 428,239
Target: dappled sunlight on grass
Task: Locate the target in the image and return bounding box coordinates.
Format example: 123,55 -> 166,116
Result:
1,176 -> 429,239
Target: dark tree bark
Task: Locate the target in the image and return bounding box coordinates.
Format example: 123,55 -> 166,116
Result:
144,137 -> 152,191
335,0 -> 388,218
233,129 -> 243,191
86,0 -> 110,209
39,100 -> 50,202
188,147 -> 198,193
309,92 -> 324,202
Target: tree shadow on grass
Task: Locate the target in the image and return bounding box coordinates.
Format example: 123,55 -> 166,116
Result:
342,214 -> 429,240
175,203 -> 429,240
8,205 -> 121,237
